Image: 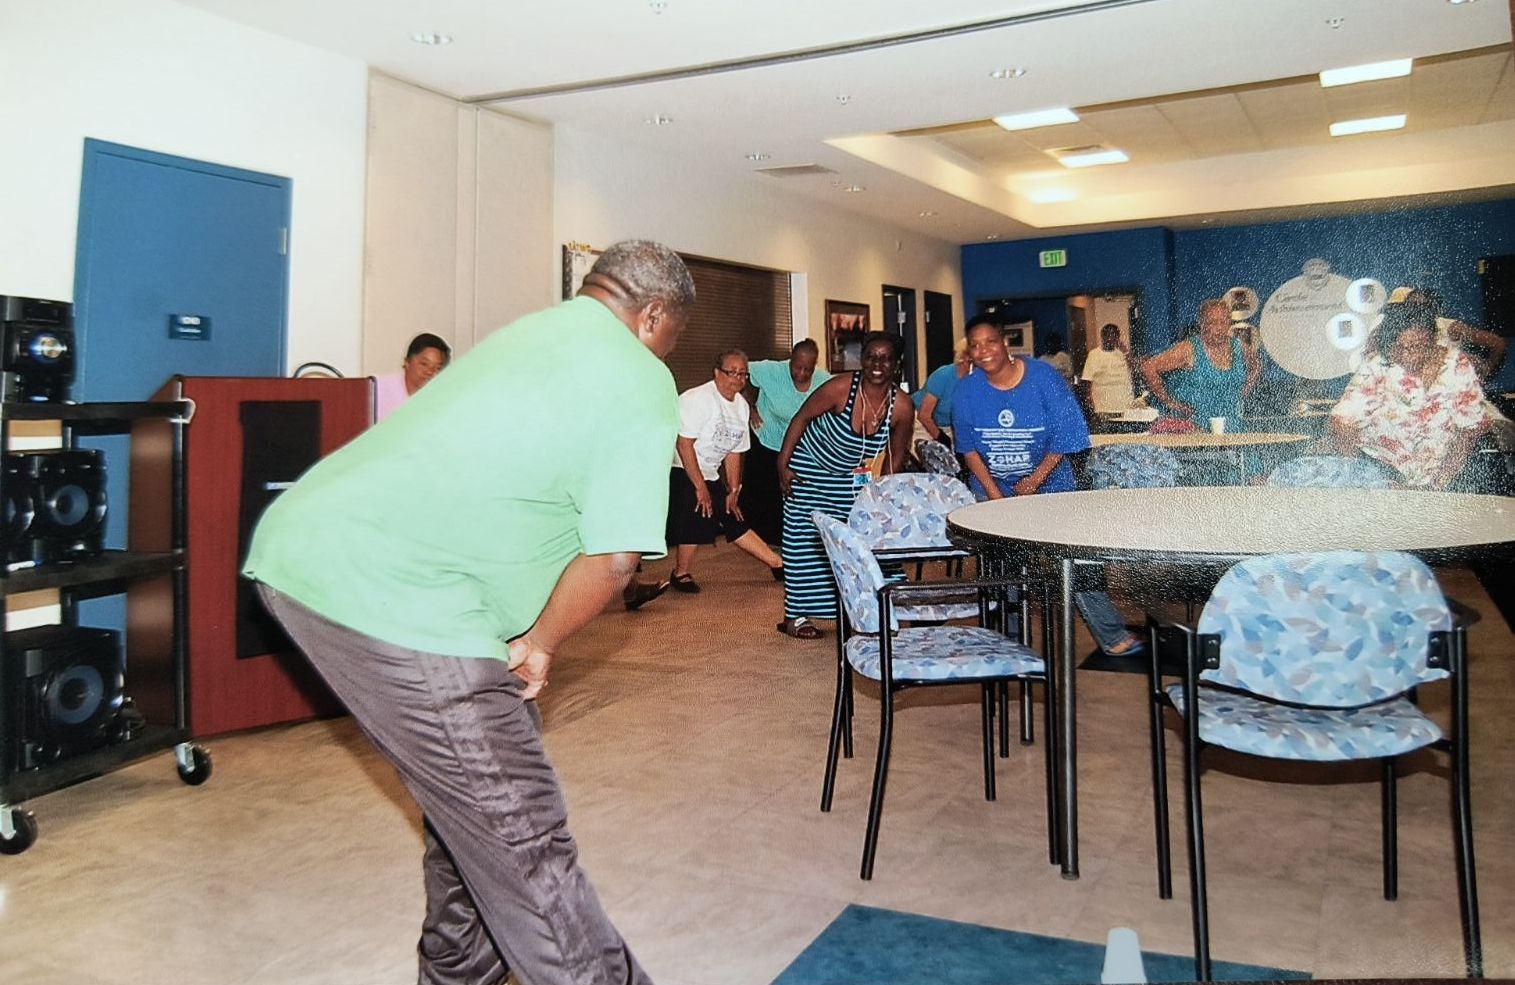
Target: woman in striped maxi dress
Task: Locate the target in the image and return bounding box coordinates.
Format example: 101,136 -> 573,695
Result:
774,334 -> 914,638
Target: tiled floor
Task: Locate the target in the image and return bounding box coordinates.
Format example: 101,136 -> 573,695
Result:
2,548 -> 1511,984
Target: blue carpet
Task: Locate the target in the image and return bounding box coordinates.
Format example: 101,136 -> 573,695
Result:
771,905 -> 1310,985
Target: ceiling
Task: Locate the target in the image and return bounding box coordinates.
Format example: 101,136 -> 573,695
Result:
171,0 -> 1515,244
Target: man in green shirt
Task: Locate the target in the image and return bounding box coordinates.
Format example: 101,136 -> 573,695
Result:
244,240 -> 693,985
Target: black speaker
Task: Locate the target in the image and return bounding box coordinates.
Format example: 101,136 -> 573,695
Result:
1479,255 -> 1515,338
6,625 -> 125,769
2,450 -> 108,565
0,295 -> 74,403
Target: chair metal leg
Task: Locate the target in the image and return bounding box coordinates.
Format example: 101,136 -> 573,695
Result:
1018,679 -> 1033,746
1184,739 -> 1212,982
1149,665 -> 1173,899
820,644 -> 850,813
981,683 -> 997,802
1041,678 -> 1059,866
842,671 -> 854,759
1450,648 -> 1482,977
997,681 -> 1010,756
860,693 -> 894,880
1381,758 -> 1398,901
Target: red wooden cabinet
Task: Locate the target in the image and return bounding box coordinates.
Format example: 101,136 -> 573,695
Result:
129,376 -> 371,737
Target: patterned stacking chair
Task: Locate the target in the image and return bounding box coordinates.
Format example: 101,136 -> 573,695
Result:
914,437 -> 961,477
814,511 -> 1052,879
1147,551 -> 1480,980
1266,454 -> 1394,489
848,474 -> 1034,760
1087,442 -> 1183,490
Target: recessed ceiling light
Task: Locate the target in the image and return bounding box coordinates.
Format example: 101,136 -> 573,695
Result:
1057,148 -> 1129,168
1448,0 -> 1477,5
745,152 -> 771,162
1319,58 -> 1412,87
410,32 -> 452,45
990,67 -> 1027,80
985,234 -> 1001,240
919,210 -> 937,217
844,184 -> 865,193
1027,189 -> 1076,204
1325,16 -> 1345,28
994,107 -> 1079,131
1330,114 -> 1406,137
644,114 -> 674,126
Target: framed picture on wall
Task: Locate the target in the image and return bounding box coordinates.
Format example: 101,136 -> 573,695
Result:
1003,319 -> 1035,356
824,299 -> 870,372
562,243 -> 600,301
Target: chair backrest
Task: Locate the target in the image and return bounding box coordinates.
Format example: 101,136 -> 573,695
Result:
814,510 -> 890,633
848,473 -> 975,549
1087,443 -> 1182,489
1197,550 -> 1451,706
915,438 -> 960,477
1266,455 -> 1393,489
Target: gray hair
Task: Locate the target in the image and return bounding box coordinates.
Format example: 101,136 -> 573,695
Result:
588,240 -> 696,314
714,348 -> 748,368
1198,297 -> 1229,319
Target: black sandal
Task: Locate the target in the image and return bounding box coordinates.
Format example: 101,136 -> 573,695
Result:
670,572 -> 701,594
777,617 -> 823,639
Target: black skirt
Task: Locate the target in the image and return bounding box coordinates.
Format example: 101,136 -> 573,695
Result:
666,468 -> 752,545
738,440 -> 784,546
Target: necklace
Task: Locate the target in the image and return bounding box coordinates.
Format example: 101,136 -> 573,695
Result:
857,386 -> 887,433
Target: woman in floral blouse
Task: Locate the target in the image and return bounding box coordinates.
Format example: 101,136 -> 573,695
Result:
1329,299 -> 1486,489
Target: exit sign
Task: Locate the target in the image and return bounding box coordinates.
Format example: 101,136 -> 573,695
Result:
1039,249 -> 1067,268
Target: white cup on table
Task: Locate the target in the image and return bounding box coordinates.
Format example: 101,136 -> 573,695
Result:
1208,416 -> 1226,435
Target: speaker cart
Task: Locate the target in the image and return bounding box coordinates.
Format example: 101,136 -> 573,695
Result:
0,400 -> 206,855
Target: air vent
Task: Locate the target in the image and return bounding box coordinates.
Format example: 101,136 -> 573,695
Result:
755,164 -> 837,178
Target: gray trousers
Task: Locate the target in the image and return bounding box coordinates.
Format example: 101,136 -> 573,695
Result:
257,585 -> 650,985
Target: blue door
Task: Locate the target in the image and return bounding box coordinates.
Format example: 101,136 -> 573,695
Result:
72,141 -> 290,636
74,140 -> 289,401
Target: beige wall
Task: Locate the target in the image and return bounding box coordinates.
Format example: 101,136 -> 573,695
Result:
363,74 -> 554,372
552,127 -> 964,375
0,0 -> 369,375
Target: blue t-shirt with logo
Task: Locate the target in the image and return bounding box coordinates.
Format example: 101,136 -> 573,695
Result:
951,358 -> 1090,497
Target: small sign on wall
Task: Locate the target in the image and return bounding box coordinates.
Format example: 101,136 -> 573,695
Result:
168,314 -> 210,340
1039,249 -> 1067,269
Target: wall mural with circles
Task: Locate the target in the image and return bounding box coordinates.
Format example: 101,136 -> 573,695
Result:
1255,259 -> 1386,381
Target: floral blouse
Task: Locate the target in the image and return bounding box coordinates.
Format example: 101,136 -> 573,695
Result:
1330,347 -> 1485,486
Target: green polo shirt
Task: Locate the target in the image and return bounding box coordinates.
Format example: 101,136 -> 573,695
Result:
243,297 -> 678,659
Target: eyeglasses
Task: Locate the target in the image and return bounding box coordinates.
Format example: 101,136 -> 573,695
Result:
717,368 -> 750,379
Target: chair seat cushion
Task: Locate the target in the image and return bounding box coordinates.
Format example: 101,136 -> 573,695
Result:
1166,684 -> 1442,761
846,626 -> 1044,682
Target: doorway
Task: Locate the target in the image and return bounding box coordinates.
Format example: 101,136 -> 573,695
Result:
978,289 -> 1144,377
882,285 -> 919,389
923,290 -> 954,374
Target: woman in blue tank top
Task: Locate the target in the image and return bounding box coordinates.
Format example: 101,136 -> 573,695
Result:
1140,298 -> 1260,429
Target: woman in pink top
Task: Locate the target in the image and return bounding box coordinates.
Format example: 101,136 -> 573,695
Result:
1330,300 -> 1486,489
374,333 -> 452,421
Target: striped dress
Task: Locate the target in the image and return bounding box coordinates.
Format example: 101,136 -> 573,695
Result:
781,372 -> 895,620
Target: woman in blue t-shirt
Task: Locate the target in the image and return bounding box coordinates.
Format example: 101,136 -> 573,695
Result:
952,321 -> 1090,499
952,320 -> 1144,657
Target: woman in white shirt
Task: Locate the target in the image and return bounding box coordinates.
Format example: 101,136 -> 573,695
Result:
1080,323 -> 1137,413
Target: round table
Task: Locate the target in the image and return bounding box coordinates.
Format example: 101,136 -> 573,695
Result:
947,487 -> 1515,878
1088,432 -> 1310,449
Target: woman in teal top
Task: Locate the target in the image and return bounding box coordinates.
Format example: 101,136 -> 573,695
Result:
741,339 -> 831,544
1141,298 -> 1260,429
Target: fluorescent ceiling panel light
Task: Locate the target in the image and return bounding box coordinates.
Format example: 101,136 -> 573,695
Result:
1319,58 -> 1412,87
993,107 -> 1079,131
1329,114 -> 1406,136
1027,189 -> 1076,203
1057,148 -> 1128,168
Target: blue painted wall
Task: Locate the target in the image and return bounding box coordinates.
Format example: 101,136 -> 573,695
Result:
961,198 -> 1515,391
962,227 -> 1174,352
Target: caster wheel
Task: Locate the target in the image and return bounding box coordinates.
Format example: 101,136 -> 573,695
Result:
0,807 -> 37,855
176,744 -> 212,786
